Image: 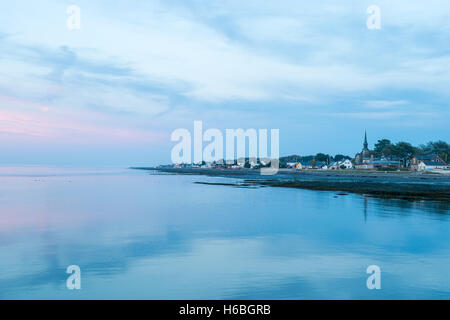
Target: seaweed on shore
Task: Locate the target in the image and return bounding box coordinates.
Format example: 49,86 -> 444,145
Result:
136,167 -> 450,202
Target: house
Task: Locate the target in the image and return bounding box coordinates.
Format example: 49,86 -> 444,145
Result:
410,154 -> 446,171
296,162 -> 316,170
329,160 -> 352,170
315,161 -> 327,169
299,161 -> 327,169
286,162 -> 298,169
418,161 -> 447,171
301,162 -> 314,169
250,161 -> 259,169
329,162 -> 340,170
340,159 -> 353,169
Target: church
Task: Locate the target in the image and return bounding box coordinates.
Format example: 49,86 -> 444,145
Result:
354,131 -> 373,165
354,132 -> 403,170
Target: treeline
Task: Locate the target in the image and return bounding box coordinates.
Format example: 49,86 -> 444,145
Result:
373,140 -> 449,162
278,140 -> 449,168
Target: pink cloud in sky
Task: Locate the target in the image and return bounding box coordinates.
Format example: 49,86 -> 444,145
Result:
0,94 -> 167,145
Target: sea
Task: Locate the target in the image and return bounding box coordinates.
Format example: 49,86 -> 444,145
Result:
0,166 -> 449,299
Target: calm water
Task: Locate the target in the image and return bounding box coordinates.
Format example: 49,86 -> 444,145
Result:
0,167 -> 449,299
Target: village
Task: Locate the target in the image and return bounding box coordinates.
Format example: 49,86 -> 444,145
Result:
169,132 -> 449,173
285,133 -> 449,173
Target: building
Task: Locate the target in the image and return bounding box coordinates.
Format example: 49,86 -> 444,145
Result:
410,154 -> 447,171
328,161 -> 340,170
371,159 -> 402,170
354,131 -> 371,165
340,159 -> 353,169
353,132 -> 405,170
315,161 -> 327,169
417,160 -> 447,171
299,162 -> 314,169
328,160 -> 353,170
250,161 -> 260,169
287,162 -> 298,168
354,163 -> 374,170
354,131 -> 374,169
295,161 -> 326,170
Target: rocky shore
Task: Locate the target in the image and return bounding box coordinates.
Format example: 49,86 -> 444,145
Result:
132,167 -> 450,202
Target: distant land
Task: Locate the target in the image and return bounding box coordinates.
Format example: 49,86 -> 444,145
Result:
152,136 -> 450,172
132,136 -> 449,202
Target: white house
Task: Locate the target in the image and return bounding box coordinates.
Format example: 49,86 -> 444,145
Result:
340,159 -> 353,169
418,161 -> 447,171
250,161 -> 259,169
329,159 -> 353,170
287,162 -> 298,169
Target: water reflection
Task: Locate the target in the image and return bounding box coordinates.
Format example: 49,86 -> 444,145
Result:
367,196 -> 450,220
0,168 -> 449,299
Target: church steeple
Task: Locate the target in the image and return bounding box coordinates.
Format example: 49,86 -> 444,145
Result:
363,131 -> 368,151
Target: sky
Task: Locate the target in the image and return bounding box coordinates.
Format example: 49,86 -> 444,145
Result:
0,0 -> 449,166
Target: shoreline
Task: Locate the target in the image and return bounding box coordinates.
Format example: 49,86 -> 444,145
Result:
132,167 -> 450,202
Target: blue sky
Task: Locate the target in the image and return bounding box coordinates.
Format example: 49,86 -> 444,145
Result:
0,0 -> 449,166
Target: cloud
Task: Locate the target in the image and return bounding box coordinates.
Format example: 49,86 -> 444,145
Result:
364,100 -> 408,109
328,111 -> 438,120
0,39 -> 171,116
0,0 -> 448,163
0,94 -> 167,144
2,0 -> 450,105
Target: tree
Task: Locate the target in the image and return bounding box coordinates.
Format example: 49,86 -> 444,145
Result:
374,139 -> 392,156
315,153 -> 330,162
334,154 -> 349,162
392,142 -> 417,165
381,144 -> 396,159
432,141 -> 449,162
421,141 -> 450,162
